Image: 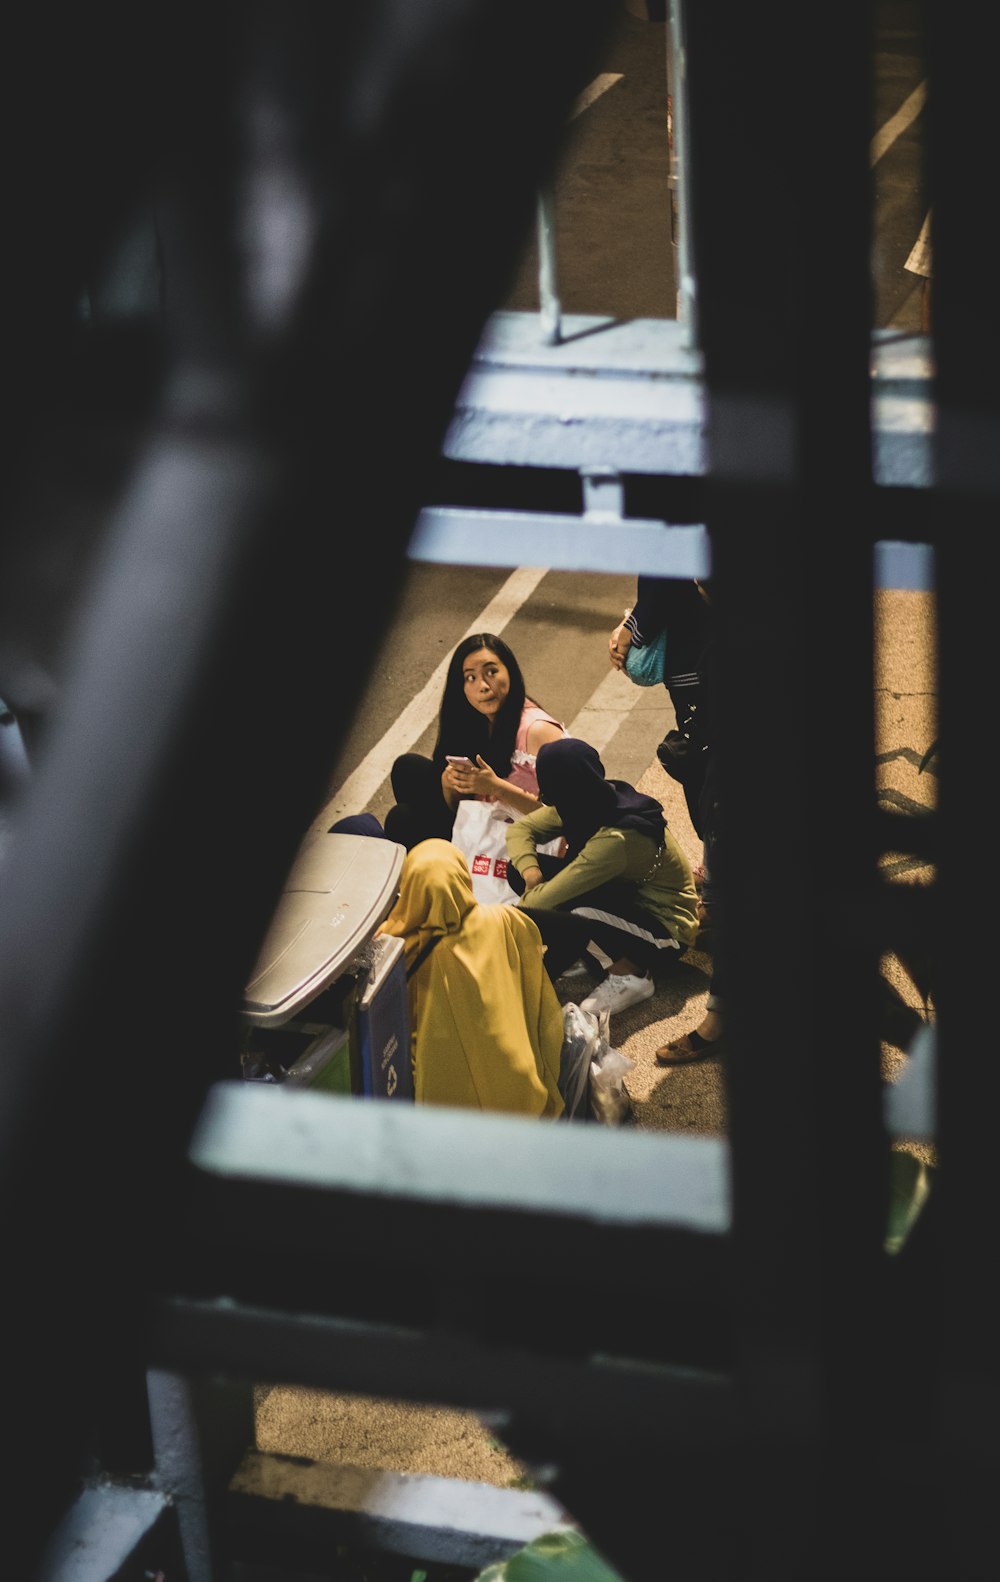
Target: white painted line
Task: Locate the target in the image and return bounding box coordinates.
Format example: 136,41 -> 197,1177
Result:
870,79 -> 926,166
571,73 -> 623,120
567,666 -> 642,753
312,566 -> 551,831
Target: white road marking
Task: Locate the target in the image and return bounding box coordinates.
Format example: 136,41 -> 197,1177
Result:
870,80 -> 926,166
567,665 -> 641,751
571,73 -> 623,120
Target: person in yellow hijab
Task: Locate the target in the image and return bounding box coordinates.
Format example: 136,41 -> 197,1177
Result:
377,840 -> 564,1116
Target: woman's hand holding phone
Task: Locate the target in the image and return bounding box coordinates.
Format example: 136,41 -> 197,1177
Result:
444,754 -> 475,798
445,754 -> 494,798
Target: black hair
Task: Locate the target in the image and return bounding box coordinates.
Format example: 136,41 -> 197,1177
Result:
432,632 -> 531,778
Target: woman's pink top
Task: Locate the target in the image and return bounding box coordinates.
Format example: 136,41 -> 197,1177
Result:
506,701 -> 565,798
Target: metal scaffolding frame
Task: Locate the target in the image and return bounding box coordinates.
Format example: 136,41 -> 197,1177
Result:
0,2 -> 991,1579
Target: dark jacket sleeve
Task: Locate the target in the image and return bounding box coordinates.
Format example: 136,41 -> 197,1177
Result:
626,578 -> 708,679
625,576 -> 673,646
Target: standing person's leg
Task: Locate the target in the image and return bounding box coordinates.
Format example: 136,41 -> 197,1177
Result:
655,981 -> 724,1064
658,678 -> 708,839
656,802 -> 724,1064
655,579 -> 710,835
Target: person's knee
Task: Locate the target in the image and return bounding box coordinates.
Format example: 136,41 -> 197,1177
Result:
383,804 -> 416,849
328,812 -> 388,839
391,752 -> 436,803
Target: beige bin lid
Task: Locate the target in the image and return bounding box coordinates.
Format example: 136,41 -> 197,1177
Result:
242,832 -> 404,1027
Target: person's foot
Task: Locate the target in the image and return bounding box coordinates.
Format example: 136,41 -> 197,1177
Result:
655,1026 -> 723,1065
580,972 -> 655,1017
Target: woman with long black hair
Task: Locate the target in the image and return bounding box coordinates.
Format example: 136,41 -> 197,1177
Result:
379,632 -> 564,851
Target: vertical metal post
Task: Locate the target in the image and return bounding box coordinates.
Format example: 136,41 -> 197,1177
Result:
667,0 -> 696,342
536,187 -> 562,344
147,1369 -> 256,1582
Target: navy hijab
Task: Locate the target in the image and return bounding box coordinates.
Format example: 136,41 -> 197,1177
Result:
535,738 -> 665,855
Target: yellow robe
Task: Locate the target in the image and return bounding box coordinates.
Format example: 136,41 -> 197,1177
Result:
377,840 -> 564,1117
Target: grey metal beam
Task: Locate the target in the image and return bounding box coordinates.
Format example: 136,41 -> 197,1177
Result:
926,0 -> 1000,1544
409,506 -> 934,591
189,1081 -> 729,1235
440,311 -> 933,488
409,506 -> 709,576
149,1295 -> 737,1451
680,4 -> 891,1579
34,1485 -> 173,1582
178,1083 -> 732,1367
228,1452 -> 574,1572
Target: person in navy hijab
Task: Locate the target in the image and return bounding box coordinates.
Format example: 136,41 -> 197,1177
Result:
505,739 -> 700,1021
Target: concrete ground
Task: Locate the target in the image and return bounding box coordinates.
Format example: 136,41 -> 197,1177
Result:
255,584 -> 937,1490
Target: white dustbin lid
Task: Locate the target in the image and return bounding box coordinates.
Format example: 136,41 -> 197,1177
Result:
242,832 -> 404,1027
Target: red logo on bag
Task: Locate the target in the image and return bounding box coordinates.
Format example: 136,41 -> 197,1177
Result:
493,857 -> 508,879
471,854 -> 492,875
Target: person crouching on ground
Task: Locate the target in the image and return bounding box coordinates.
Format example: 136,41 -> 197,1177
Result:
376,840 -> 564,1116
505,738 -> 700,1021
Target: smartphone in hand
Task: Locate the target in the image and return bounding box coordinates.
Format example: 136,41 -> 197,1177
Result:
446,755 -> 475,769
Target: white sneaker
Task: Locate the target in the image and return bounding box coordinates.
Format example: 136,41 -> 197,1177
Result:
560,958 -> 592,979
580,972 -> 654,1017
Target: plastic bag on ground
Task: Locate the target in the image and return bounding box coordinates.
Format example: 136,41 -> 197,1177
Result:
558,1002 -> 602,1119
558,1003 -> 634,1124
589,1041 -> 635,1125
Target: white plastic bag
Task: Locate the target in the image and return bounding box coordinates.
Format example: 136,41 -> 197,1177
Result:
558,1002 -> 604,1119
451,799 -> 519,904
589,1041 -> 636,1125
451,799 -> 563,906
558,1002 -> 635,1124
